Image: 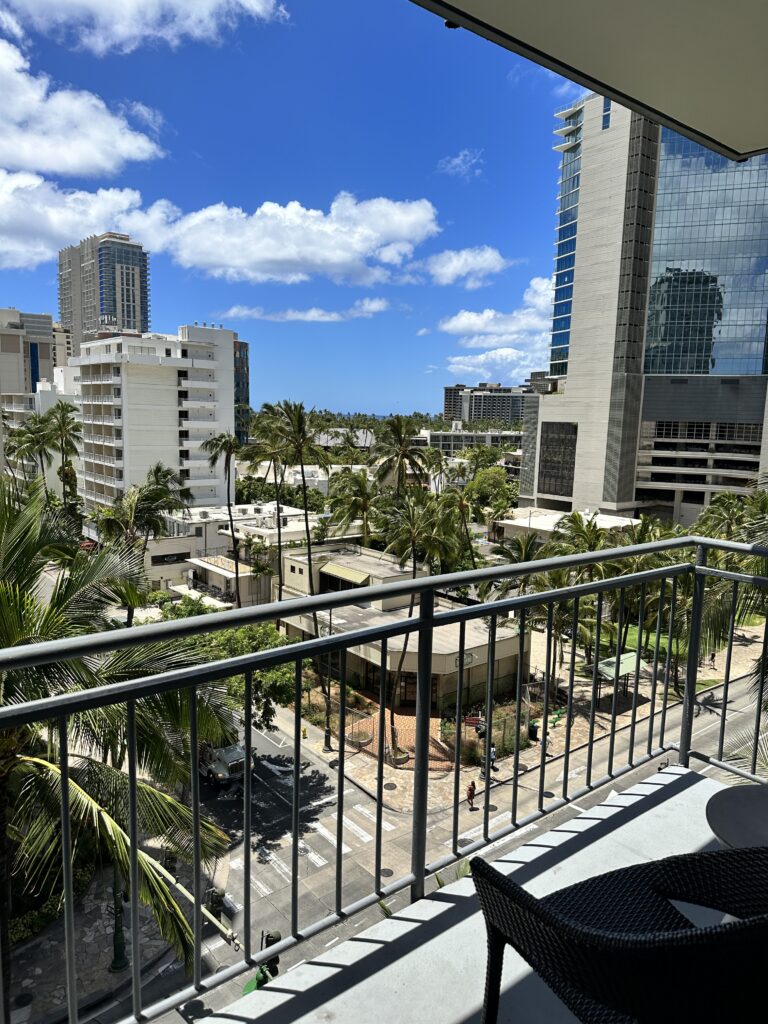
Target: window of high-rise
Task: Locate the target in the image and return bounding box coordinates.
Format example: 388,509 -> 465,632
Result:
644,130 -> 768,376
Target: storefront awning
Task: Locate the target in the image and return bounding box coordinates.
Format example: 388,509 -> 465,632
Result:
320,562 -> 371,586
410,1 -> 768,160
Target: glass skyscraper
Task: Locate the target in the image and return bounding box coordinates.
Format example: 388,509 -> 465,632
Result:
644,130 -> 768,377
522,95 -> 768,525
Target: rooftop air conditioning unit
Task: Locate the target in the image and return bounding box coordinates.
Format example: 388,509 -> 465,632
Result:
199,512 -> 209,520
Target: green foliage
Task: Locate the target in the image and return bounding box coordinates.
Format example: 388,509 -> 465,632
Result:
9,865 -> 93,945
235,476 -> 326,512
465,466 -> 516,512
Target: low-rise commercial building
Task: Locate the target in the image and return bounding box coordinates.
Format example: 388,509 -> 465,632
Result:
278,544 -> 530,712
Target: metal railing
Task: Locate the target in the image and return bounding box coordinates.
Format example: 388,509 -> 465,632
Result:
2,535 -> 768,1024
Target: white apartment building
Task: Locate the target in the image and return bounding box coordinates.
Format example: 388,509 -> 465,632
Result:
71,324 -> 235,517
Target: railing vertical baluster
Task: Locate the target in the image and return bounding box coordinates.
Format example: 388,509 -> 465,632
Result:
586,593 -> 603,788
291,659 -> 302,936
335,652 -> 347,916
59,715 -> 79,1024
659,576 -> 678,748
679,548 -> 707,767
538,603 -> 553,811
511,607 -> 527,825
561,597 -> 579,800
410,588 -> 434,903
717,582 -> 739,760
452,620 -> 466,856
482,614 -> 497,841
646,579 -> 667,756
628,584 -> 645,766
242,670 -> 253,962
374,640 -> 387,892
188,687 -> 203,990
751,617 -> 768,775
126,699 -> 142,1016
607,589 -> 625,776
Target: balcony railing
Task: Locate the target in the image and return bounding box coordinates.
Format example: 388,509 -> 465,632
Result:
1,535 -> 767,1024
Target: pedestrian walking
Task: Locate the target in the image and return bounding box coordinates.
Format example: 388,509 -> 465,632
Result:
709,651 -> 716,670
489,743 -> 497,772
544,733 -> 551,758
466,779 -> 476,810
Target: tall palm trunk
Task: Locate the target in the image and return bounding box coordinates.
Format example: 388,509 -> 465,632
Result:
273,461 -> 284,601
38,454 -> 49,500
461,510 -> 477,569
225,457 -> 241,608
390,546 -> 418,755
300,460 -> 331,750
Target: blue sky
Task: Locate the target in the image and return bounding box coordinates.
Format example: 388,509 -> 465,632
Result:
0,0 -> 584,413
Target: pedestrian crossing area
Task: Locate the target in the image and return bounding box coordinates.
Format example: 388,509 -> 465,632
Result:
228,800 -> 399,899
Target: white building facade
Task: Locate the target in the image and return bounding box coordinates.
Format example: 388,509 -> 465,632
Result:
72,324 -> 236,516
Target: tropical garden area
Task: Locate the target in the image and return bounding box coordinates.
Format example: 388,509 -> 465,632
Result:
2,396 -> 768,1020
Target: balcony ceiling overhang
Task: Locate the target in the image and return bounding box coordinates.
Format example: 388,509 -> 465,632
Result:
409,0 -> 768,160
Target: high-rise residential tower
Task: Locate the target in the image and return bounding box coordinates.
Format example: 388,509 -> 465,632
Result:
71,324 -> 235,518
0,308 -> 54,392
58,233 -> 150,353
442,382 -> 527,424
233,337 -> 250,443
521,94 -> 768,525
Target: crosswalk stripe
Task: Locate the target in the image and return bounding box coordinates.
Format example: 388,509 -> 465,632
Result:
257,845 -> 293,883
332,812 -> 372,844
251,876 -> 273,898
353,804 -> 396,832
447,812 -> 510,846
300,842 -> 328,868
310,821 -> 351,854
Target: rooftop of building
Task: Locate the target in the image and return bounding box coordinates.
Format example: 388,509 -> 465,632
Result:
168,502 -> 306,524
286,544 -> 423,582
498,507 -> 641,534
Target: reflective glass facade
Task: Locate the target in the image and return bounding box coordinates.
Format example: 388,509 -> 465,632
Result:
550,108 -> 582,377
644,131 -> 768,376
98,241 -> 150,334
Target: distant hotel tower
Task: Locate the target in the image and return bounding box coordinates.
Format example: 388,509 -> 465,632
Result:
521,93 -> 768,525
58,232 -> 150,354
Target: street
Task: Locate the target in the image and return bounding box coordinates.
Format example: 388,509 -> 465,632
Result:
85,673 -> 754,1024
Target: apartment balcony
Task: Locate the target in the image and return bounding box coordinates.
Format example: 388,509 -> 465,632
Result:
82,451 -> 123,468
179,396 -> 217,408
2,536 -> 767,1024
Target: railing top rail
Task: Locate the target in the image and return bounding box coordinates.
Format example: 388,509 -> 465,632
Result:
0,533 -> 766,692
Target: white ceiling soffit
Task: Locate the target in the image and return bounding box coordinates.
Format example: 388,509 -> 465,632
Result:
409,0 -> 768,161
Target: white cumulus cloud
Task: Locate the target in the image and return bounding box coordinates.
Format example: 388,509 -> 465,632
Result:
0,173 -> 440,284
440,275 -> 554,380
0,39 -> 162,176
2,0 -> 288,55
436,148 -> 484,181
221,297 -> 389,322
0,170 -> 144,269
421,245 -> 512,289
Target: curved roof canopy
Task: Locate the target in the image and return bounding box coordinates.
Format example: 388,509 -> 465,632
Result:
410,0 -> 768,160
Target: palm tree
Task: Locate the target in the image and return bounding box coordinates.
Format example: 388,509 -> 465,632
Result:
371,415 -> 427,496
241,411 -> 289,600
47,401 -> 81,509
439,486 -> 480,569
379,492 -> 447,753
17,413 -> 55,500
329,468 -> 377,547
201,433 -> 242,608
422,447 -> 447,494
263,401 -> 332,748
0,480 -> 233,1018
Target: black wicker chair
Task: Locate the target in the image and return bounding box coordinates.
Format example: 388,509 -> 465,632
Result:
471,847 -> 768,1023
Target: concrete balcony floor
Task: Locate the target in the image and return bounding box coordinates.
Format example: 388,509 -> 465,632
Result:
197,767 -> 726,1024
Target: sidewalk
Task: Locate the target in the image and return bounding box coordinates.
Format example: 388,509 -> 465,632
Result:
283,620 -> 765,815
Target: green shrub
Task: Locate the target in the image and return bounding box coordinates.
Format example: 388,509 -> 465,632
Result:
10,865 -> 93,945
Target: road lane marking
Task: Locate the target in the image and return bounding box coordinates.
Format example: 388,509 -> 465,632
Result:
257,845 -> 293,883
331,813 -> 372,844
353,804 -> 396,831
257,729 -> 288,748
447,812 -> 510,846
309,821 -> 351,854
